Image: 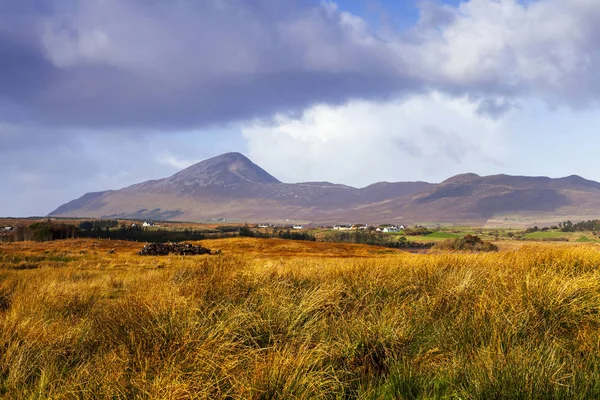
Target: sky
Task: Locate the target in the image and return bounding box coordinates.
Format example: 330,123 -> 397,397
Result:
2,0 -> 600,216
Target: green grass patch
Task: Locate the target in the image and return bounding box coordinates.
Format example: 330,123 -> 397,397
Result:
427,232 -> 461,239
400,235 -> 445,243
524,231 -> 569,240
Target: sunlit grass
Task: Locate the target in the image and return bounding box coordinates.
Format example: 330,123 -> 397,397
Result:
1,238 -> 600,398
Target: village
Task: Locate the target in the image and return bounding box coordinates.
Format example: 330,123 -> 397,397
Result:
1,221 -> 406,235
255,223 -> 405,232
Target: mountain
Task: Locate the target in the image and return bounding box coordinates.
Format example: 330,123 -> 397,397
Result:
133,152 -> 281,191
357,173 -> 600,226
49,153 -> 600,226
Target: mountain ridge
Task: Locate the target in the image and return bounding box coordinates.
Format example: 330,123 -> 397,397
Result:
49,152 -> 600,226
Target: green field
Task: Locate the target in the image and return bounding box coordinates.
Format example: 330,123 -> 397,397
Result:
523,231 -> 569,240
577,235 -> 596,243
426,231 -> 462,239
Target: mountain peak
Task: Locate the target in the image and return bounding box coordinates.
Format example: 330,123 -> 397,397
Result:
169,152 -> 281,187
440,173 -> 480,185
556,174 -> 600,190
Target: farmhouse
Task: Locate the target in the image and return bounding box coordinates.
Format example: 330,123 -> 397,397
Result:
143,221 -> 155,227
3,226 -> 13,232
292,224 -> 304,230
377,225 -> 400,233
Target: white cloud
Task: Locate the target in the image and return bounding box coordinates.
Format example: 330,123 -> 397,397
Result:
242,92 -> 508,186
403,0 -> 600,104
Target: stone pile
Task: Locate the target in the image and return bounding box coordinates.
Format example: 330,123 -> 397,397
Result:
138,242 -> 213,256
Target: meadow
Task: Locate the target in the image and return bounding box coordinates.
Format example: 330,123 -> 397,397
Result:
2,237 -> 600,398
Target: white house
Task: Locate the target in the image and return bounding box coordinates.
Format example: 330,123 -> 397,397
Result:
142,221 -> 155,227
3,226 -> 13,232
292,224 -> 304,230
377,225 -> 400,233
257,224 -> 269,228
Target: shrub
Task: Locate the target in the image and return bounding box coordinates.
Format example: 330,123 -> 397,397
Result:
403,226 -> 433,236
436,235 -> 498,252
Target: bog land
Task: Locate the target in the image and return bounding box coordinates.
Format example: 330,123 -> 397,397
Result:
2,231 -> 600,398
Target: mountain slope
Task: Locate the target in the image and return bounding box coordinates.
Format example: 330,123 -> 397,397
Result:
49,153 -> 432,222
49,153 -> 600,225
356,173 -> 600,225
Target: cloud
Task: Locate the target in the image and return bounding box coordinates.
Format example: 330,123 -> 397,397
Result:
3,0 -> 600,132
241,91 -> 507,186
0,0 -> 412,131
403,0 -> 600,105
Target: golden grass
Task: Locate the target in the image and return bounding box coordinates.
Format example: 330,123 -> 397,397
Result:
1,238 -> 600,398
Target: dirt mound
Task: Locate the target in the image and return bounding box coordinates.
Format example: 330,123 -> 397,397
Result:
138,242 -> 213,256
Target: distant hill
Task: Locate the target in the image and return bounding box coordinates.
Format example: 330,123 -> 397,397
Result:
49,152 -> 600,226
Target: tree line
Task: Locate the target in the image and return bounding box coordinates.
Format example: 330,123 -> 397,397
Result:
2,221 -> 78,242
323,231 -> 433,249
239,225 -> 316,241
1,220 -> 317,243
559,220 -> 600,232
1,220 -> 431,249
1,220 -> 212,243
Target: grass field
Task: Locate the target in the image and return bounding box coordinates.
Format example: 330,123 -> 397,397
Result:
2,237 -> 600,398
523,231 -> 571,240
425,231 -> 461,239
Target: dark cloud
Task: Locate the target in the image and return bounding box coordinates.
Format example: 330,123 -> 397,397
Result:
0,0 -> 413,131
3,0 -> 600,131
476,97 -> 518,119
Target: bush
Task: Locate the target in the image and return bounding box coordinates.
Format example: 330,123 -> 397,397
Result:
239,224 -> 254,237
403,226 -> 433,236
436,235 -> 498,252
278,229 -> 316,241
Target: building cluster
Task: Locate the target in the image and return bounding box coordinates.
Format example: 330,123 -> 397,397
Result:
257,223 -> 304,229
255,223 -> 407,232
375,225 -> 405,233
131,221 -> 156,228
331,224 -> 405,232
